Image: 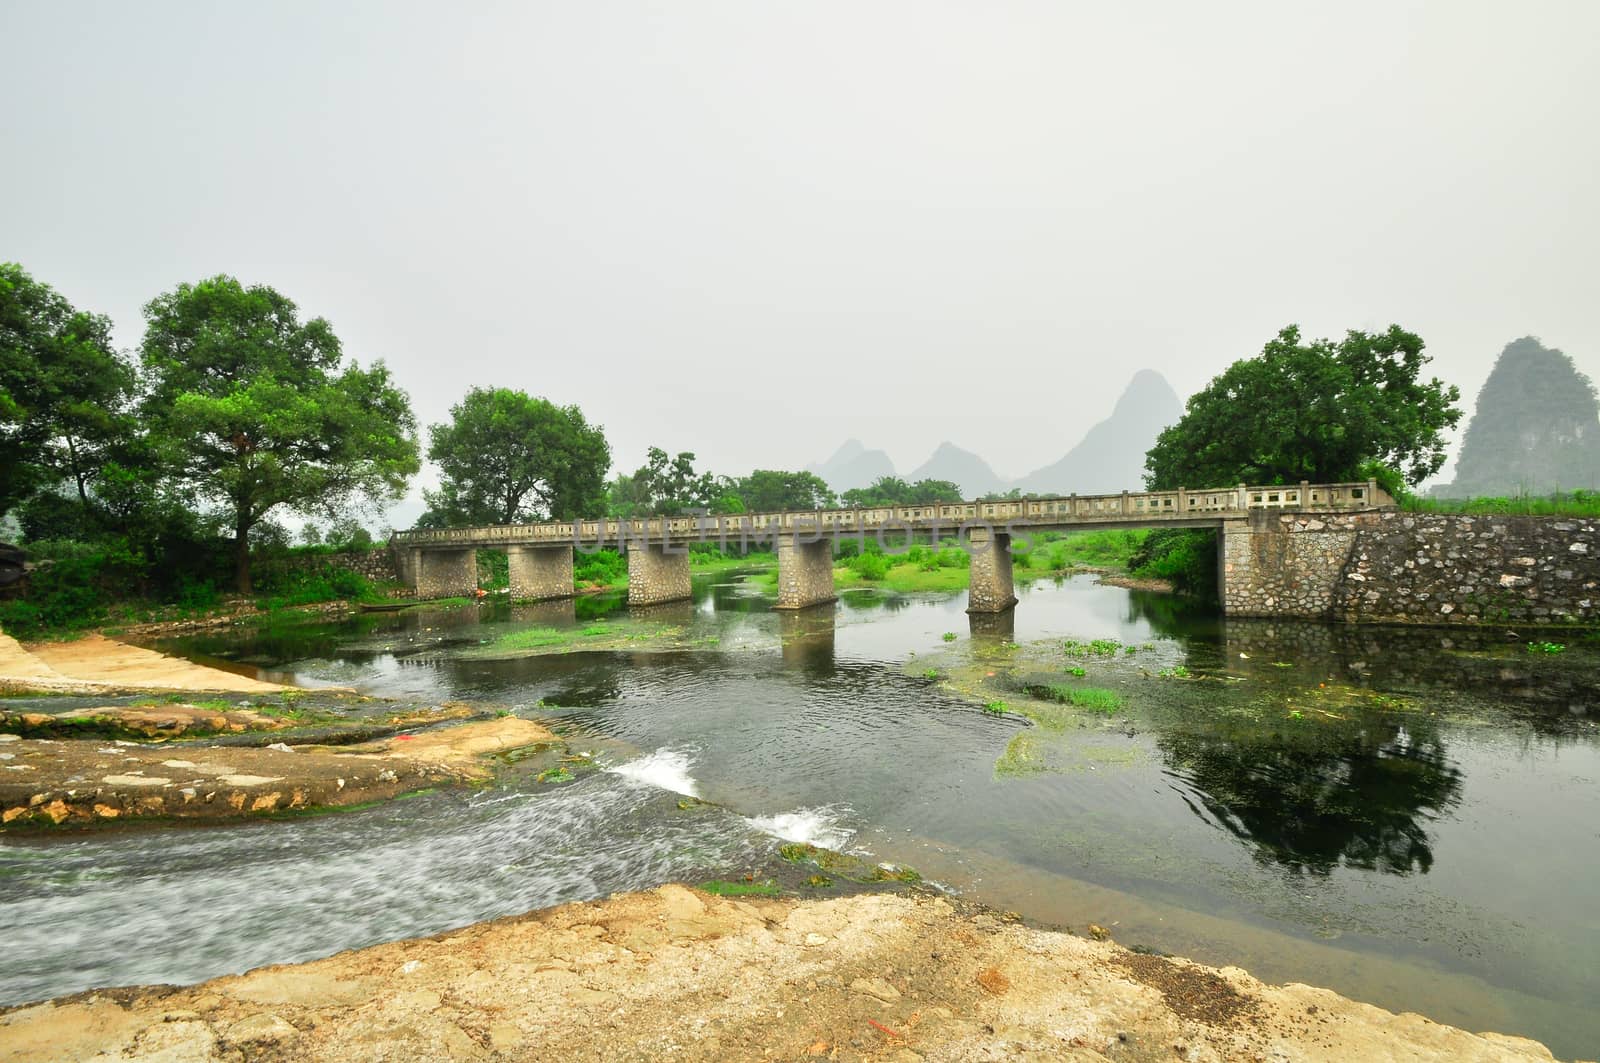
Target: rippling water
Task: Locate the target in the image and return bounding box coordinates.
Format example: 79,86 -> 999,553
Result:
3,572 -> 1598,1057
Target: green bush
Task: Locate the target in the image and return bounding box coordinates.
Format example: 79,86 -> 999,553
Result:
1129,528 -> 1217,600
0,545 -> 146,639
574,548 -> 628,585
848,552 -> 892,580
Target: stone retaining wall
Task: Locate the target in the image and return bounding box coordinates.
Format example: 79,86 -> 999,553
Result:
1223,511 -> 1600,626
254,548 -> 400,586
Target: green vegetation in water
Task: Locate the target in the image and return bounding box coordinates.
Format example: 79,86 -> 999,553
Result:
698,879 -> 781,897
1066,666 -> 1087,677
1064,637 -> 1122,657
1031,685 -> 1122,715
1158,665 -> 1192,679
983,700 -> 1009,716
1527,641 -> 1566,655
537,766 -> 574,784
942,631 -> 958,642
995,732 -> 1047,777
922,667 -> 940,680
778,843 -> 923,885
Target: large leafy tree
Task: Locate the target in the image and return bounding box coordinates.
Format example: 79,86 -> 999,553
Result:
731,469 -> 836,511
0,263 -> 138,519
840,476 -> 963,507
1145,325 -> 1461,490
608,448 -> 726,517
140,275 -> 420,592
420,387 -> 610,526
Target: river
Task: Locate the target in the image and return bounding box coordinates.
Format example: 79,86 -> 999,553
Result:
2,571 -> 1597,1058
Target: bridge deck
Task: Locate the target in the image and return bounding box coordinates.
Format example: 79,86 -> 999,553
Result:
393,481 -> 1392,549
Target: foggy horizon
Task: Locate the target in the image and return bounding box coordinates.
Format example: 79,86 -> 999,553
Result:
5,1 -> 1597,522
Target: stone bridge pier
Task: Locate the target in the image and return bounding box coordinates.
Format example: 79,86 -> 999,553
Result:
508,544 -> 574,602
966,528 -> 1017,613
775,537 -> 837,610
401,546 -> 478,599
627,543 -> 692,606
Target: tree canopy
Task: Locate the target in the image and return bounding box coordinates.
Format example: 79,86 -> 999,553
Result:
140,275 -> 419,591
840,476 -> 964,507
420,387 -> 610,526
1442,337 -> 1600,497
608,448 -> 727,517
1144,325 -> 1460,490
730,469 -> 836,512
0,263 -> 137,518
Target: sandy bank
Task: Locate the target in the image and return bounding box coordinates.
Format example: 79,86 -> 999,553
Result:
0,632 -> 291,695
0,716 -> 555,830
0,886 -> 1562,1062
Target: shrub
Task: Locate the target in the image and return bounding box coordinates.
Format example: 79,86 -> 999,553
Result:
1129,528 -> 1217,600
848,552 -> 891,580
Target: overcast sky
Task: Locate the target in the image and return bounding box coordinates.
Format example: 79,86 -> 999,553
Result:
4,1 -> 1597,524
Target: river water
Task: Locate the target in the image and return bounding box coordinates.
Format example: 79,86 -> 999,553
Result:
2,572 -> 1597,1057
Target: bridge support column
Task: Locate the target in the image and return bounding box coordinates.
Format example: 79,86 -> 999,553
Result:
774,537 -> 836,610
966,528 -> 1017,613
627,543 -> 691,606
507,544 -> 574,602
413,547 -> 478,599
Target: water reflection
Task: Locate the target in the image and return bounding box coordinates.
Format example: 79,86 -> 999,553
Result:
777,608 -> 836,674
1160,719 -> 1463,876
967,608 -> 1016,642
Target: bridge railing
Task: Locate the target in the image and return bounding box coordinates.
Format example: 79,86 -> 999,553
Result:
390,481 -> 1389,547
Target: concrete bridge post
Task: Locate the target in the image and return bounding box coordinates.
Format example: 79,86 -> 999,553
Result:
966,527 -> 1017,613
774,536 -> 837,610
413,547 -> 478,599
627,542 -> 691,606
507,544 -> 574,602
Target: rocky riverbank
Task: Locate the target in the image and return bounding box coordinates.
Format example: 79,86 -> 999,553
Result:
0,885 -> 1561,1062
0,715 -> 556,829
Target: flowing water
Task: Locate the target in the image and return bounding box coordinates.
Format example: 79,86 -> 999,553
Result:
3,572 -> 1598,1057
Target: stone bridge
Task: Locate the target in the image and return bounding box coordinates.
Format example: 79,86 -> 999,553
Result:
390,481 -> 1394,616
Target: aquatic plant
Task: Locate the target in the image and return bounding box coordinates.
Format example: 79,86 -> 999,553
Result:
942,631 -> 958,642
1527,641 -> 1566,655
698,879 -> 780,897
983,700 -> 1008,715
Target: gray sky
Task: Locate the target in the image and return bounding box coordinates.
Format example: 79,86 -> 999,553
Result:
4,1 -> 1597,524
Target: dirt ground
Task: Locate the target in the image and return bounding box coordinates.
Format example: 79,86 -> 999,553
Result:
0,716 -> 555,829
0,885 -> 1561,1063
0,632 -> 293,696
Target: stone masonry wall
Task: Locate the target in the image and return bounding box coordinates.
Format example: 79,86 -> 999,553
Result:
255,548 -> 400,586
1223,511 -> 1600,626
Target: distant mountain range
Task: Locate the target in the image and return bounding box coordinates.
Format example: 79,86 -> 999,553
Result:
806,369 -> 1183,499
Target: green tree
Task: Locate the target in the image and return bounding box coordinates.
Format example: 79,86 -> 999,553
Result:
840,476 -> 963,507
0,263 -> 138,519
140,275 -> 419,592
420,387 -> 610,526
611,448 -> 721,516
731,469 -> 836,511
1145,324 -> 1460,490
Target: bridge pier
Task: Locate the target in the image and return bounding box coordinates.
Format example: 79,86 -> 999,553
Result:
627,543 -> 691,606
507,544 -> 574,602
774,537 -> 837,610
966,528 -> 1017,614
410,546 -> 478,599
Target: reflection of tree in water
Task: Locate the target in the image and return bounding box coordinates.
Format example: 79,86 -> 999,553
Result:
1159,717 -> 1462,876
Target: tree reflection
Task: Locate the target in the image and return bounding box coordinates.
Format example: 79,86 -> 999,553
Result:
1159,718 -> 1462,876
